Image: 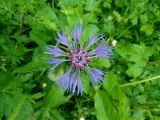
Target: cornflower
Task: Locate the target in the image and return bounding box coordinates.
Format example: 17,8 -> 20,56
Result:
44,24 -> 112,95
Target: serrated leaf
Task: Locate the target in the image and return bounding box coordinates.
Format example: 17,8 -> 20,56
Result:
116,43 -> 154,78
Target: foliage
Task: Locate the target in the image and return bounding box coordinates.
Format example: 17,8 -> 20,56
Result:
0,0 -> 160,120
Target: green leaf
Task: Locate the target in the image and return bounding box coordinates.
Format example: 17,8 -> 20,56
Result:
47,69 -> 64,81
30,93 -> 45,100
50,110 -> 65,120
58,0 -> 82,8
8,95 -> 27,120
84,0 -> 97,11
2,42 -> 29,66
103,0 -> 112,8
15,100 -> 33,120
29,30 -> 51,47
0,37 -> 5,45
0,71 -> 34,119
140,24 -> 154,36
129,9 -> 138,25
81,72 -> 91,94
45,86 -> 69,108
13,61 -> 46,73
13,52 -> 48,73
103,72 -> 119,100
132,108 -> 145,120
98,59 -> 111,68
113,11 -> 122,22
67,14 -> 80,27
102,21 -> 115,34
95,90 -> 119,120
29,5 -> 58,30
140,14 -> 148,24
126,64 -> 144,78
114,0 -> 128,8
116,43 -> 154,78
136,95 -> 146,104
131,16 -> 138,25
91,58 -> 110,69
119,91 -> 131,120
82,13 -> 98,23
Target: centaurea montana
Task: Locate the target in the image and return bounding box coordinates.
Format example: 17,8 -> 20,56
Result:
44,24 -> 112,95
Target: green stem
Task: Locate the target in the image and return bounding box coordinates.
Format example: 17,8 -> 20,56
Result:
119,75 -> 160,87
76,98 -> 81,119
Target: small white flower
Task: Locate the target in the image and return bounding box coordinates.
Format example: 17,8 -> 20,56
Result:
111,40 -> 117,46
108,15 -> 113,21
80,117 -> 85,120
42,83 -> 47,88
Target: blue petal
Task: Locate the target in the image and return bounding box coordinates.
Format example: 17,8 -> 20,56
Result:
71,72 -> 82,95
87,34 -> 104,48
95,41 -> 113,58
76,24 -> 83,42
47,59 -> 66,71
88,68 -> 104,86
70,24 -> 83,43
57,69 -> 83,95
69,72 -> 76,92
56,31 -> 69,47
44,45 -> 68,57
76,73 -> 82,95
57,69 -> 71,89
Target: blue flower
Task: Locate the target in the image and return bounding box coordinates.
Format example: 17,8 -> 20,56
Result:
45,24 -> 112,95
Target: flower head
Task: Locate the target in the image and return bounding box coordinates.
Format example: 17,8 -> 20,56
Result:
45,24 -> 112,95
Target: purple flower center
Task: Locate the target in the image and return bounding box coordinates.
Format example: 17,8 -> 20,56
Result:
70,48 -> 89,69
